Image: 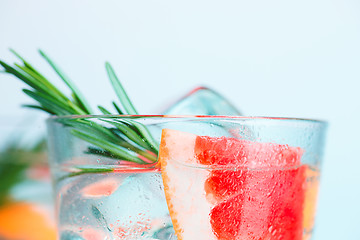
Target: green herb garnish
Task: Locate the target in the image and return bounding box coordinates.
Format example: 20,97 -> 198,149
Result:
0,138 -> 46,205
0,50 -> 158,171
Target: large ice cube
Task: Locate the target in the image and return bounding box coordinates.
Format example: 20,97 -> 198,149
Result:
158,87 -> 243,138
162,87 -> 241,116
57,171 -> 174,240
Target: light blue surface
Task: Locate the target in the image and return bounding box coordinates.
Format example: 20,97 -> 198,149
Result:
1,0 -> 359,239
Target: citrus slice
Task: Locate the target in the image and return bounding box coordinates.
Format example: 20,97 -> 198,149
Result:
302,167 -> 320,240
159,129 -> 307,240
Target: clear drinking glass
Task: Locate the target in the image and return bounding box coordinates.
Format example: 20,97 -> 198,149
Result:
47,115 -> 327,240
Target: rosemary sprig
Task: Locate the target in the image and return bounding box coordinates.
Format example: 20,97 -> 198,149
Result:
39,50 -> 93,114
0,138 -> 46,205
0,50 -> 158,168
104,63 -> 158,153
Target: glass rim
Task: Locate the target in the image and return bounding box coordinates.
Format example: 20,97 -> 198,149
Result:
57,162 -> 316,171
47,114 -> 327,171
46,114 -> 327,125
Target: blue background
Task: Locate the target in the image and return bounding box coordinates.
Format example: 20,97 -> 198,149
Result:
1,0 -> 359,239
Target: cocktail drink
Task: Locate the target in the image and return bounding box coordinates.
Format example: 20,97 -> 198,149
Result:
47,116 -> 326,240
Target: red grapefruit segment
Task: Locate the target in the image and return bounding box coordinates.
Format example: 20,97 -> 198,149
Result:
195,135 -> 303,168
159,129 -> 306,240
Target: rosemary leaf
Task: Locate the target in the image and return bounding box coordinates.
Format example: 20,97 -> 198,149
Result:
71,129 -> 146,164
65,119 -> 156,162
117,119 -> 159,154
22,104 -> 55,114
66,99 -> 88,115
10,49 -> 44,76
98,130 -> 157,162
0,61 -> 52,96
112,101 -> 123,115
98,106 -> 112,115
101,119 -> 153,151
105,62 -> 138,114
10,50 -> 69,102
22,89 -> 72,115
58,119 -> 121,144
39,50 -> 93,114
59,167 -> 114,181
15,64 -> 70,104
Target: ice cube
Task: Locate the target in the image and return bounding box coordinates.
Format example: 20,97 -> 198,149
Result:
93,172 -> 173,239
158,87 -> 243,138
60,230 -> 84,240
162,87 -> 241,116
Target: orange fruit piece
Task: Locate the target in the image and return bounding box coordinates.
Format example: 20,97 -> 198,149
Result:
0,202 -> 56,240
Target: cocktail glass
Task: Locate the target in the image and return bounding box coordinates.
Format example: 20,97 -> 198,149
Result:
47,116 -> 326,240
158,117 -> 327,240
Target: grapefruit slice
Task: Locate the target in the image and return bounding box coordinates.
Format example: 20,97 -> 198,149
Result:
302,167 -> 320,239
159,129 -> 307,240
